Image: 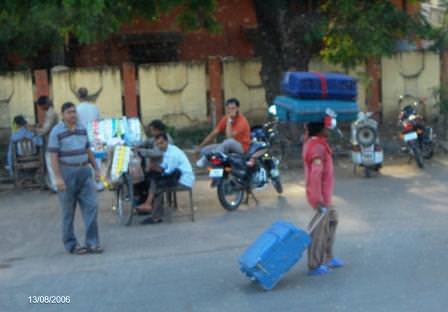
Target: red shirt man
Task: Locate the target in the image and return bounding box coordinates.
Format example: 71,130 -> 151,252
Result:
302,121 -> 343,276
303,135 -> 334,209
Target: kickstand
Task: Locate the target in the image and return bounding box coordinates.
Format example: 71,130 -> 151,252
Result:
245,189 -> 259,206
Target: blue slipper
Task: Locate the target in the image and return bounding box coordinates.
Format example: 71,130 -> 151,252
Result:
326,258 -> 344,268
308,265 -> 330,276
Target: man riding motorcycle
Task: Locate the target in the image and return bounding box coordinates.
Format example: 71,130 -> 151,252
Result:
195,98 -> 251,167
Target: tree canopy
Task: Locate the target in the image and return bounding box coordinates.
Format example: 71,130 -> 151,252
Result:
0,0 -> 219,69
249,0 -> 433,103
0,0 -> 437,105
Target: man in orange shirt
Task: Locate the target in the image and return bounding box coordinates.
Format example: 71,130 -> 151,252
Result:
196,98 -> 251,167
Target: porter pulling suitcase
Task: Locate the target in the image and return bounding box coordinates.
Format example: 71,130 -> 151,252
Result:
239,213 -> 326,290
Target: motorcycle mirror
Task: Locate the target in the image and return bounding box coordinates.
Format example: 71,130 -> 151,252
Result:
268,105 -> 277,116
325,108 -> 337,118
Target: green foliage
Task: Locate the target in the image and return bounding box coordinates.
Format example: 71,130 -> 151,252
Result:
321,0 -> 431,69
0,0 -> 219,69
433,86 -> 448,114
426,0 -> 448,53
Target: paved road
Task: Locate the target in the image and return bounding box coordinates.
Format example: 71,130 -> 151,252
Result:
1,157 -> 448,312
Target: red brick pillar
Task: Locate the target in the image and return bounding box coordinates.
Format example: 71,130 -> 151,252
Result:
122,62 -> 138,117
441,50 -> 448,86
208,57 -> 223,125
34,69 -> 50,125
366,58 -> 382,121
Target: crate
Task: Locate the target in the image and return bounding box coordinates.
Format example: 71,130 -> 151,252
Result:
274,96 -> 359,123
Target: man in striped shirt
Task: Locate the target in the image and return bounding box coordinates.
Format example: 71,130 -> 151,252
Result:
48,102 -> 102,255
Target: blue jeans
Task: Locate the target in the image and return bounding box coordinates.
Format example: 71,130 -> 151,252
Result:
58,166 -> 100,252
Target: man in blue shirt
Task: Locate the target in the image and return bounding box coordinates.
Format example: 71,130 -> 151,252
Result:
48,102 -> 102,255
6,115 -> 43,176
136,133 -> 195,224
76,87 -> 100,128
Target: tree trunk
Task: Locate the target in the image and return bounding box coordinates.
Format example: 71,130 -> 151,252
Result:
248,0 -> 321,105
246,1 -> 322,153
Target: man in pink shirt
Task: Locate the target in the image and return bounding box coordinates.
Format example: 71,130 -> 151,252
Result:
302,120 -> 343,276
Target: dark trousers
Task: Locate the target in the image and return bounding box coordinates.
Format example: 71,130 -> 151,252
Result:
144,170 -> 181,219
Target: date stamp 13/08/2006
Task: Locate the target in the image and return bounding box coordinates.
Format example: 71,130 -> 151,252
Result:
28,296 -> 71,304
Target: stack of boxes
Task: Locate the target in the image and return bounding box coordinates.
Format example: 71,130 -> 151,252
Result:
87,117 -> 146,185
274,72 -> 360,123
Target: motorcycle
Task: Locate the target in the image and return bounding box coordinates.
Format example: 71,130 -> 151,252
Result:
398,94 -> 434,168
206,106 -> 283,211
351,112 -> 383,177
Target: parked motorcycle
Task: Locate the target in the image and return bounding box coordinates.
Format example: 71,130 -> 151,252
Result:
398,94 -> 434,168
206,107 -> 283,211
351,112 -> 383,177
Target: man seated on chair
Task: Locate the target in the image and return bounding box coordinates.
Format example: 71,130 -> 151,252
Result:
134,119 -> 174,181
136,133 -> 195,224
6,115 -> 43,176
136,119 -> 173,160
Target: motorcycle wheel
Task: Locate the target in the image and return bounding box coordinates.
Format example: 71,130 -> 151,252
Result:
217,176 -> 244,211
411,145 -> 424,169
271,177 -> 283,194
421,142 -> 434,159
116,174 -> 134,226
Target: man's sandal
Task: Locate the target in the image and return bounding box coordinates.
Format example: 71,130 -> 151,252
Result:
86,246 -> 104,254
70,245 -> 88,255
140,217 -> 163,225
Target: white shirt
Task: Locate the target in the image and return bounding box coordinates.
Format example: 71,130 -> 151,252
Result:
77,101 -> 100,128
160,144 -> 195,188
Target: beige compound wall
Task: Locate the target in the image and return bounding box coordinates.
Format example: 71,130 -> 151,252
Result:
138,62 -> 208,128
51,67 -> 122,118
222,59 -> 267,123
0,54 -> 442,135
381,51 -> 440,124
0,71 -> 34,132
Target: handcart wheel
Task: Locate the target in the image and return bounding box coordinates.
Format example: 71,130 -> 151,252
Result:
116,173 -> 135,226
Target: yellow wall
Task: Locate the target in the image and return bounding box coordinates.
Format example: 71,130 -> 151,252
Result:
0,71 -> 34,129
0,54 -> 443,132
222,59 -> 267,123
381,51 -> 440,124
51,67 -> 122,118
139,62 -> 208,128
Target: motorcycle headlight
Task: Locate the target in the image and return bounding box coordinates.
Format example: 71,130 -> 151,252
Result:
356,126 -> 377,146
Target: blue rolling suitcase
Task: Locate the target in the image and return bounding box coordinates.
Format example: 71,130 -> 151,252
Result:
281,72 -> 357,101
239,215 -> 326,290
274,95 -> 359,123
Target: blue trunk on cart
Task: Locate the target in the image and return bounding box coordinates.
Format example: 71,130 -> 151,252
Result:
239,221 -> 311,290
281,72 -> 357,101
274,96 -> 360,123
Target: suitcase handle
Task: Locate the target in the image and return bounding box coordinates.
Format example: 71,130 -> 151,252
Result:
256,263 -> 269,274
307,210 -> 328,234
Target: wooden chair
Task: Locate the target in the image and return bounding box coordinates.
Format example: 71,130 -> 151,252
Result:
11,137 -> 45,188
